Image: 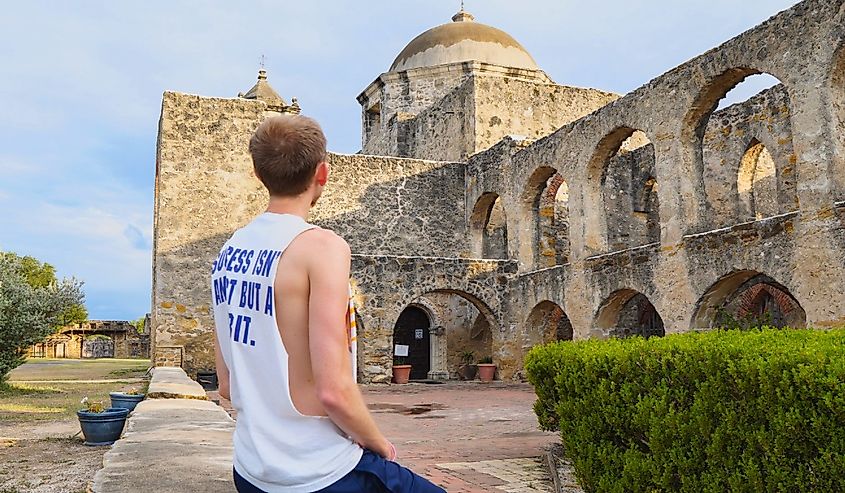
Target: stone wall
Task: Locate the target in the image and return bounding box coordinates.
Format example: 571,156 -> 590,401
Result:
153,92 -> 471,374
369,72 -> 618,163
316,154 -> 468,257
359,65 -> 469,155
703,84 -> 796,228
471,76 -> 618,154
154,0 -> 845,382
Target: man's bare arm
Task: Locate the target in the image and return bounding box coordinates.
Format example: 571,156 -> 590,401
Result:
306,230 -> 394,459
213,329 -> 231,401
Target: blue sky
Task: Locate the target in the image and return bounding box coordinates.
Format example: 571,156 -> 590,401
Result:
0,0 -> 799,320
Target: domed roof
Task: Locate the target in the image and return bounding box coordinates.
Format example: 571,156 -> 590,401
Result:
389,10 -> 539,73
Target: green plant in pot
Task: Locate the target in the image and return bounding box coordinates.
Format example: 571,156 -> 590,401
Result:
458,350 -> 477,380
77,396 -> 129,446
109,386 -> 146,413
392,355 -> 412,384
477,356 -> 496,382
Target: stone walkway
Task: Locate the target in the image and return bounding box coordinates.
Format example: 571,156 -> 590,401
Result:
213,382 -> 566,492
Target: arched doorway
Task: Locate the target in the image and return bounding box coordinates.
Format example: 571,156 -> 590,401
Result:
392,306 -> 431,380
525,301 -> 573,348
595,289 -> 665,339
691,270 -> 806,329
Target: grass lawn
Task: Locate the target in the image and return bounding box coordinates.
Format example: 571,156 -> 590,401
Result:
0,358 -> 151,424
7,358 -> 150,381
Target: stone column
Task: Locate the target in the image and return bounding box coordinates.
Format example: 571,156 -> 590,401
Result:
427,326 -> 449,380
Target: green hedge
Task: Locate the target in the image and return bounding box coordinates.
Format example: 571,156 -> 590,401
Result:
525,328 -> 845,492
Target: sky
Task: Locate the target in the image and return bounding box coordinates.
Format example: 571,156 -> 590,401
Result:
0,0 -> 800,320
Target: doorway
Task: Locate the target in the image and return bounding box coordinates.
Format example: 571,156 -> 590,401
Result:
393,306 -> 431,380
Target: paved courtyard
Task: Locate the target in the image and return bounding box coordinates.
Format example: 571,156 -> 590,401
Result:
213,382 -> 562,492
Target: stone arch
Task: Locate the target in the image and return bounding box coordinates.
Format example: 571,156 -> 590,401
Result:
737,139 -> 778,220
390,287 -> 500,379
681,68 -> 790,230
524,300 -> 573,349
517,166 -> 570,268
594,289 -> 665,339
584,127 -> 659,253
690,270 -> 806,330
470,192 -> 509,259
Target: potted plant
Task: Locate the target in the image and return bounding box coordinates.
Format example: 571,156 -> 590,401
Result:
477,356 -> 497,382
77,397 -> 130,446
458,350 -> 477,381
392,356 -> 412,384
109,387 -> 146,412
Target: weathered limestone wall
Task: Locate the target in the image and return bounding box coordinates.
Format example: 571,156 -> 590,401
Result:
472,76 -> 618,153
372,74 -> 618,163
464,0 -> 845,378
153,92 -> 470,375
316,154 -> 468,257
395,78 -> 477,162
359,65 -> 469,155
153,92 -> 267,375
703,84 -> 796,228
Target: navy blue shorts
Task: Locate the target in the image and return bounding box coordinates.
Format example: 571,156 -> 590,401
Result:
233,450 -> 445,493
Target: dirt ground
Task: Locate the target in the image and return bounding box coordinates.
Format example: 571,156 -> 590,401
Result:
0,358 -> 150,493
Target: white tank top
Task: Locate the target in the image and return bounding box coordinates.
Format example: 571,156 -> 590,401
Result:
211,212 -> 363,492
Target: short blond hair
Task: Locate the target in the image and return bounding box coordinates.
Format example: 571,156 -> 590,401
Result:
249,115 -> 327,196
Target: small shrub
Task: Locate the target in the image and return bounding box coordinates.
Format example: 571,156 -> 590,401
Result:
525,328 -> 845,493
80,396 -> 105,413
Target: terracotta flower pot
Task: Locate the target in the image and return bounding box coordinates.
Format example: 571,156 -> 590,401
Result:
477,363 -> 497,382
458,364 -> 478,381
392,365 -> 412,384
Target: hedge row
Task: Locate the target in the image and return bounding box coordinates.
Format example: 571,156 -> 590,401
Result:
525,328 -> 845,492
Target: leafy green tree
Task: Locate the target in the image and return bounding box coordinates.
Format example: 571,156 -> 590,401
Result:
0,253 -> 85,382
58,303 -> 88,327
0,252 -> 56,288
0,252 -> 87,329
131,316 -> 147,334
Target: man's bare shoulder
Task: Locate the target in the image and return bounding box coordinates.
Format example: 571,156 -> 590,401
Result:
291,227 -> 351,259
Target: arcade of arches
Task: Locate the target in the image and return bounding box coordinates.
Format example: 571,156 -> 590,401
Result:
152,0 -> 845,382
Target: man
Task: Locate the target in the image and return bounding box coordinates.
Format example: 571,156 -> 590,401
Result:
211,114 -> 445,493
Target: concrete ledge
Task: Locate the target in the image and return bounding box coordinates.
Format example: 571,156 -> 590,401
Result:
92,398 -> 235,492
146,366 -> 208,400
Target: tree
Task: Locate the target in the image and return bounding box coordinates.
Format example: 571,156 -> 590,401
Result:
0,252 -> 87,328
58,303 -> 88,327
131,316 -> 147,334
0,253 -> 85,382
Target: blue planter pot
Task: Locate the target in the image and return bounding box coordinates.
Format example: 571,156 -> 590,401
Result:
109,392 -> 145,412
77,407 -> 129,446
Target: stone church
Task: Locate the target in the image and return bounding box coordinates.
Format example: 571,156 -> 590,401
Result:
152,0 -> 845,383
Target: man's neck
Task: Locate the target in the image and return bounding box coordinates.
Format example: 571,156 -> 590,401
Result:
265,194 -> 312,220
